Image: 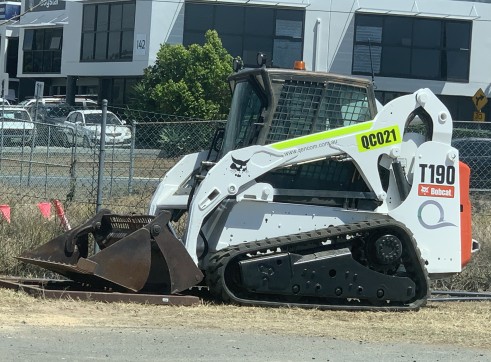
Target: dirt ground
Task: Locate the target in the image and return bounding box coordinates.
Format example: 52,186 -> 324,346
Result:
0,288 -> 490,349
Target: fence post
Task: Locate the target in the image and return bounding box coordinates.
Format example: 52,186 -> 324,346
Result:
68,128 -> 77,202
128,121 -> 136,194
96,99 -> 107,213
27,98 -> 39,186
0,79 -> 4,171
109,140 -> 115,197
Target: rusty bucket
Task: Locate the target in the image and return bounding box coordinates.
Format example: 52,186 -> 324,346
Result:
18,210 -> 203,293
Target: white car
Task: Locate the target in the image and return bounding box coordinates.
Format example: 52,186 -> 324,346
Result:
19,97 -> 98,118
0,107 -> 35,146
64,110 -> 132,147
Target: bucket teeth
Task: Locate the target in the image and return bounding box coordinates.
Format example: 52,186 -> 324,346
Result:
18,210 -> 203,293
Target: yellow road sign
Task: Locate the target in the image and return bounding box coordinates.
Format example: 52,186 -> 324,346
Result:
473,111 -> 485,122
472,88 -> 488,111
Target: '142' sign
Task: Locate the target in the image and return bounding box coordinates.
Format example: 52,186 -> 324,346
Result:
136,39 -> 146,50
135,34 -> 147,56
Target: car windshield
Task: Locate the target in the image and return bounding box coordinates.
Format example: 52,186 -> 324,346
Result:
85,113 -> 121,125
0,110 -> 30,121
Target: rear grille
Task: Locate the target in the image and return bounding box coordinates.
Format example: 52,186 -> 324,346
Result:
105,215 -> 154,233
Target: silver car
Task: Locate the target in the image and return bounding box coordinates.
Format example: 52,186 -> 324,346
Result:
62,110 -> 132,147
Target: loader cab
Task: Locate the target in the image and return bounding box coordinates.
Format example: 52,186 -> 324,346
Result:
220,69 -> 268,154
220,67 -> 377,156
219,67 -> 380,209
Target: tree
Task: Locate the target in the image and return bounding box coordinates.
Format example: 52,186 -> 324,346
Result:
132,30 -> 233,120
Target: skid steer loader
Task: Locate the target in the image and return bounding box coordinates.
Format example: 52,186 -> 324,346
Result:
19,64 -> 479,310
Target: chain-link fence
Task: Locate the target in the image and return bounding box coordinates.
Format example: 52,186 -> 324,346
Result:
453,121 -> 491,191
0,105 -> 491,288
1,109 -> 491,212
0,102 -> 225,218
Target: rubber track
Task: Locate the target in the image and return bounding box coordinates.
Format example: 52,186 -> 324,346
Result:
206,218 -> 430,311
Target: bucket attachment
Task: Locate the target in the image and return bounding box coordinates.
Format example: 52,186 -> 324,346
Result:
18,210 -> 203,293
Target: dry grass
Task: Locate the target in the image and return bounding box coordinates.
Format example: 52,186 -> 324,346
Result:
0,208 -> 62,276
0,194 -> 489,350
0,192 -> 160,277
0,193 -> 490,289
0,288 -> 489,348
432,198 -> 491,291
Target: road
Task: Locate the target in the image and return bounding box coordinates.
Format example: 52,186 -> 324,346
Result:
1,325 -> 490,362
0,174 -> 160,191
0,145 -> 161,157
0,145 -> 165,194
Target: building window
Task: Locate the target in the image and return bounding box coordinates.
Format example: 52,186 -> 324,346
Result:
22,28 -> 62,73
7,38 -> 19,77
352,14 -> 472,82
183,2 -> 304,68
81,1 -> 135,62
99,77 -> 140,105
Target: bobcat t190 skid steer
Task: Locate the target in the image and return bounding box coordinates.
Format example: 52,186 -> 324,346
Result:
19,64 -> 479,310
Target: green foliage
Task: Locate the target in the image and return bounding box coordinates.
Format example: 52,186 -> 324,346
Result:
133,30 -> 233,120
453,127 -> 491,139
159,122 -> 219,158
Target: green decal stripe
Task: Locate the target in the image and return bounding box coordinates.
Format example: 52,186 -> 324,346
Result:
271,121 -> 374,150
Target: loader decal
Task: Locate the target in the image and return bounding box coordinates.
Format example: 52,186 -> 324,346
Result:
418,184 -> 455,198
230,156 -> 250,177
417,200 -> 456,229
419,164 -> 456,185
356,125 -> 401,152
271,121 -> 373,151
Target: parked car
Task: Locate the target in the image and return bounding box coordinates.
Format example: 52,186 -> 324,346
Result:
34,104 -> 77,146
19,97 -> 65,119
51,96 -> 98,109
0,107 -> 35,146
19,97 -> 98,119
72,97 -> 98,109
19,96 -> 64,109
63,110 -> 131,147
452,138 -> 491,190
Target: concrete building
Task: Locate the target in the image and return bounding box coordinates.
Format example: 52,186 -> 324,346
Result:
0,1 -> 21,100
5,0 -> 491,120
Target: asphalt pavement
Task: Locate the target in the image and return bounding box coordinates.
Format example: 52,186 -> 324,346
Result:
1,325 -> 490,362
